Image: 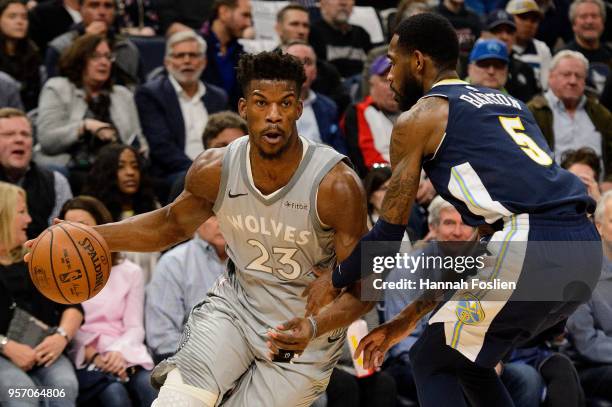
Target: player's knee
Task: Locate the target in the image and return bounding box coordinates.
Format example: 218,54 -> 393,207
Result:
151,369 -> 219,407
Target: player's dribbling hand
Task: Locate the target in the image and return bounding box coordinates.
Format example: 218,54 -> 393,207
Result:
354,319 -> 410,370
266,318 -> 313,359
302,266 -> 340,317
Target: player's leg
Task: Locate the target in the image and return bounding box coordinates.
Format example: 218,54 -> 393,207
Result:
151,293 -> 256,406
221,357 -> 332,407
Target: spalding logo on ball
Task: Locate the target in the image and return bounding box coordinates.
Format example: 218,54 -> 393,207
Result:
28,222 -> 111,304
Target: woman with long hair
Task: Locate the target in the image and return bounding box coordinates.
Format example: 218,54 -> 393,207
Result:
0,182 -> 81,406
36,34 -> 148,192
0,0 -> 41,111
61,196 -> 157,406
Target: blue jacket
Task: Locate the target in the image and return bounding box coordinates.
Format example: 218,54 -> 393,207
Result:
134,75 -> 228,177
311,92 -> 347,155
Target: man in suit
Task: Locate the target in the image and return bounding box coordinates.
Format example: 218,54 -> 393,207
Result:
135,30 -> 228,183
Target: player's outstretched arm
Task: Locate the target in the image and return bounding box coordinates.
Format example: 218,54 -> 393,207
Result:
91,148 -> 224,253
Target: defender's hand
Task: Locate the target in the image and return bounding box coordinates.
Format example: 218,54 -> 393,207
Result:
354,319 -> 413,370
266,318 -> 313,358
302,266 -> 340,316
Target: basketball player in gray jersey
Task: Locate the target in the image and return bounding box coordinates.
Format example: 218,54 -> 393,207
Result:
25,51 -> 373,406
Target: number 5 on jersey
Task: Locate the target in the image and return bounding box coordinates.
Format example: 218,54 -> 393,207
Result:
499,116 -> 553,166
246,239 -> 301,280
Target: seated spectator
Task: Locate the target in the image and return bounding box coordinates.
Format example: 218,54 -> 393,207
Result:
167,110 -> 247,203
561,147 -> 602,199
115,0 -> 159,36
309,0 -> 373,79
0,72 -> 22,109
486,9 -> 540,102
0,0 -> 41,111
61,196 -> 157,406
0,108 -> 72,239
155,0 -> 214,33
603,70 -> 612,111
466,39 -> 510,91
535,0 -> 574,51
36,34 -> 148,192
28,0 -> 81,55
275,4 -> 350,113
45,0 -> 142,87
527,50 -> 612,176
560,0 -> 611,95
506,0 -> 552,89
0,181 -> 81,406
81,144 -> 159,280
435,0 -> 482,77
285,41 -> 347,153
145,215 -> 227,363
135,30 -> 228,182
566,190 -> 612,402
343,55 -> 399,178
201,0 -> 252,110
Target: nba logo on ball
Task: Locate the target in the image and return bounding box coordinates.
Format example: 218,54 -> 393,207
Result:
28,222 -> 111,304
455,293 -> 485,325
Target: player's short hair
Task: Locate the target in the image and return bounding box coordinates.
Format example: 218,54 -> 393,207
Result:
394,13 -> 459,71
277,3 -> 308,22
236,50 -> 306,94
427,195 -> 454,226
560,147 -> 601,181
202,111 -> 248,148
569,0 -> 606,23
595,190 -> 612,225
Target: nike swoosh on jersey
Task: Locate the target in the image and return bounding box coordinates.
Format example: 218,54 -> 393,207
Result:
228,191 -> 248,198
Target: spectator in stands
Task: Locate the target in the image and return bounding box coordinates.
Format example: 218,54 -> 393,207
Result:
343,55 -> 398,178
285,41 -> 347,153
486,9 -> 540,102
276,4 -> 351,114
82,144 -> 157,222
28,0 -> 81,55
506,0 -> 552,89
566,190 -> 612,402
135,30 -> 228,182
81,144 -> 159,279
115,0 -> 159,36
201,0 -> 252,110
467,39 -> 510,91
536,0 -> 574,51
0,0 -> 41,111
155,0 -> 214,34
603,71 -> 611,111
62,196 -> 157,406
435,0 -> 482,77
167,110 -> 246,203
527,50 -> 612,176
309,0 -> 373,79
560,0 -> 612,95
561,147 -> 602,199
390,0 -> 430,35
37,34 -> 147,192
145,215 -> 227,363
0,108 -> 72,239
0,72 -> 22,109
45,0 -> 142,87
0,182 -> 81,407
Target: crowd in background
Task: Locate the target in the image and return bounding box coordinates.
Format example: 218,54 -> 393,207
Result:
0,0 -> 611,405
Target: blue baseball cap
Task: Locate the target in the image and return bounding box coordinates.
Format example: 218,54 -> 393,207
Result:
486,9 -> 516,31
469,39 -> 509,64
370,55 -> 391,76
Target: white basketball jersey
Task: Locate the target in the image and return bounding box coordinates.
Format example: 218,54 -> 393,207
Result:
213,136 -> 345,326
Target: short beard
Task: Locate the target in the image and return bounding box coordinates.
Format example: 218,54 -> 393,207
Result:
398,73 -> 424,111
256,137 -> 292,160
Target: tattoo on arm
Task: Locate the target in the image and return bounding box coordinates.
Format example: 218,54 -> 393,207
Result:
380,158 -> 421,225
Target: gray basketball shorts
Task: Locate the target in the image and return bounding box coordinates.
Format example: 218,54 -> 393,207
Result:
153,276 -> 341,407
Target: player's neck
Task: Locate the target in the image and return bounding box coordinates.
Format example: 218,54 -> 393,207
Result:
425,70 -> 460,92
249,135 -> 303,195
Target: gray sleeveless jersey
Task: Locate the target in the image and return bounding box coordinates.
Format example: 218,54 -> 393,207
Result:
213,136 -> 344,330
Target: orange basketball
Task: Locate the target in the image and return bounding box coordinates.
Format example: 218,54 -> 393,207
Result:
28,221 -> 111,304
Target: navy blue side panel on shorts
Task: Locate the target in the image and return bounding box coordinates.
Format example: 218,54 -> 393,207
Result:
421,81 -> 594,227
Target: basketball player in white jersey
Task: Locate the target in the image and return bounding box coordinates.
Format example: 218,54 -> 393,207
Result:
26,52 -> 373,406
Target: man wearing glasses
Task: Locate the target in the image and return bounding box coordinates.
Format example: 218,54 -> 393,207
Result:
135,30 -> 229,185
